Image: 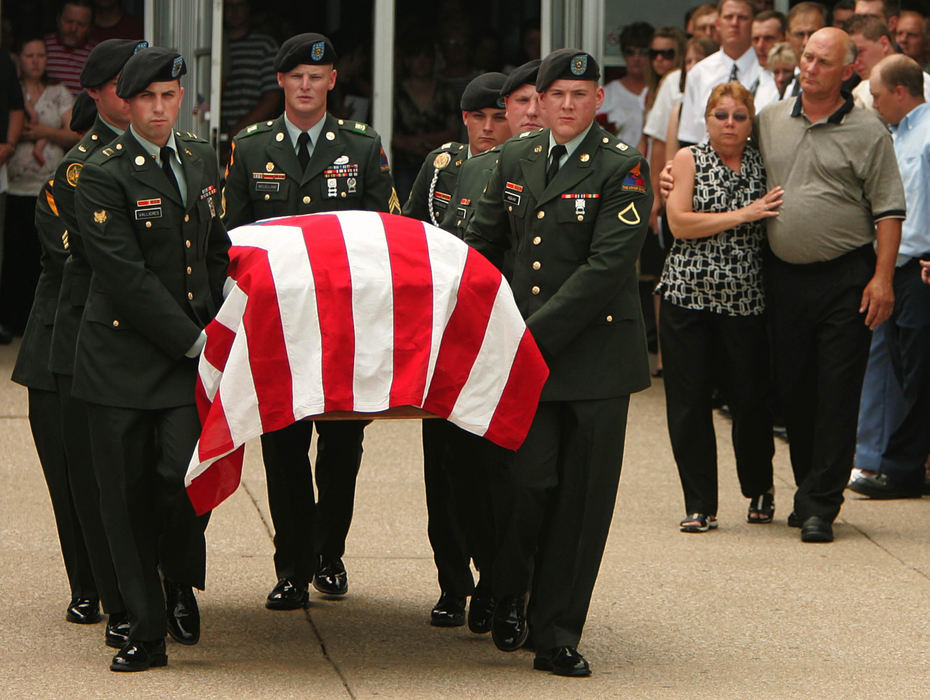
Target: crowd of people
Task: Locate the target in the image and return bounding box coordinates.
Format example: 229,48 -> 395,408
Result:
4,0 -> 930,683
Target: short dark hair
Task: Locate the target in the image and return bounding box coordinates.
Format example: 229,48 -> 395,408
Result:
844,13 -> 893,43
754,10 -> 787,34
620,21 -> 655,50
789,2 -> 828,26
876,53 -> 923,96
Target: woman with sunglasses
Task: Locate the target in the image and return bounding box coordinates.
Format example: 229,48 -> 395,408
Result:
598,22 -> 654,148
660,82 -> 782,533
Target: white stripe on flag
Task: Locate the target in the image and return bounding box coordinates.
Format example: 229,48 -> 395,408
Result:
450,278 -> 525,436
421,223 -> 469,404
339,211 -> 395,411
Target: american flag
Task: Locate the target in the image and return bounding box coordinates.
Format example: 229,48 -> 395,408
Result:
185,211 -> 549,515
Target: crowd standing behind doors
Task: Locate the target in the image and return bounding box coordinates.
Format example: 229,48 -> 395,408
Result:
3,0 -> 930,680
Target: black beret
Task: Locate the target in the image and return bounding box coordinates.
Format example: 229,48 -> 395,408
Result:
501,59 -> 541,97
460,72 -> 507,111
274,33 -> 338,73
116,47 -> 187,98
536,49 -> 600,92
80,38 -> 148,88
70,91 -> 97,132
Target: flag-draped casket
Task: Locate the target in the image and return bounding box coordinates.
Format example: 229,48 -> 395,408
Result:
185,211 -> 549,515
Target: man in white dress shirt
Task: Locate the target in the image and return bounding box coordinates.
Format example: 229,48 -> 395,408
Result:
678,0 -> 779,145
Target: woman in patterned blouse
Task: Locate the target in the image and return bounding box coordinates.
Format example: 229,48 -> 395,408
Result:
660,81 -> 784,534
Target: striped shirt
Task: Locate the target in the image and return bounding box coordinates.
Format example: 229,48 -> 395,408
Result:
44,33 -> 97,97
221,32 -> 281,134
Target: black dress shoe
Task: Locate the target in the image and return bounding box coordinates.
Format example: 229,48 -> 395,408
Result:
848,471 -> 922,499
164,579 -> 200,645
533,646 -> 591,677
801,515 -> 834,543
430,592 -> 466,627
313,557 -> 348,596
787,511 -> 802,528
110,638 -> 167,672
266,578 -> 310,610
491,594 -> 528,652
66,598 -> 101,624
467,590 -> 495,634
105,612 -> 131,648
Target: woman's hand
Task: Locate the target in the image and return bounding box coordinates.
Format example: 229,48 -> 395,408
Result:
740,186 -> 783,223
22,121 -> 49,141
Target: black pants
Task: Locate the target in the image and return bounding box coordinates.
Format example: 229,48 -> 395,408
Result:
493,396 -> 629,651
660,301 -> 774,515
86,402 -> 207,641
0,194 -> 40,333
261,418 -> 365,583
27,387 -> 97,603
422,418 -> 502,597
54,374 -> 124,614
765,246 -> 874,522
878,258 -> 930,488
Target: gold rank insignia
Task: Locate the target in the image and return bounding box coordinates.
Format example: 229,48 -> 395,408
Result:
93,210 -> 108,224
62,230 -> 70,249
618,202 -> 640,225
66,163 -> 82,186
388,188 -> 401,215
78,145 -> 87,153
434,152 -> 451,169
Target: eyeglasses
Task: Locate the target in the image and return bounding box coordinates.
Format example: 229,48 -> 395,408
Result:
649,48 -> 676,60
622,47 -> 650,57
711,111 -> 749,122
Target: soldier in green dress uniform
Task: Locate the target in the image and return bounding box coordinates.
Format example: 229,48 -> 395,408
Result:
73,47 -> 230,672
465,49 -> 652,677
223,33 -> 399,611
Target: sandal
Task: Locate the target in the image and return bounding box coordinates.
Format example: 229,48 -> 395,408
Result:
679,513 -> 718,533
747,490 -> 775,524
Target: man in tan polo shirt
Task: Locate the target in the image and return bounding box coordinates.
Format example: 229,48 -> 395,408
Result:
756,27 -> 905,543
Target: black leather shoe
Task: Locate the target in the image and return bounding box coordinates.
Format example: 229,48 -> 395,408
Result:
787,511 -> 802,528
164,579 -> 200,645
533,646 -> 591,677
110,639 -> 167,672
313,557 -> 348,596
430,592 -> 466,627
848,471 -> 922,499
467,590 -> 495,634
801,515 -> 834,543
105,612 -> 131,648
66,598 -> 101,624
265,578 -> 309,610
491,594 -> 528,652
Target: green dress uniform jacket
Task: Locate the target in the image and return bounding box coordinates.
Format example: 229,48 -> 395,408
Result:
464,125 -> 653,402
73,129 -> 230,409
12,180 -> 67,390
402,141 -> 467,227
49,117 -> 119,376
223,112 -> 399,227
439,145 -> 500,238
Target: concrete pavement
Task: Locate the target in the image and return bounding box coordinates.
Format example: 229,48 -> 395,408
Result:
2,338 -> 929,698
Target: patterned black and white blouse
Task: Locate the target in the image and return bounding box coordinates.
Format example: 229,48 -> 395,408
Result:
658,141 -> 767,316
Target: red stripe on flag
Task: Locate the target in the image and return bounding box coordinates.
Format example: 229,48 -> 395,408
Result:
236,247 -> 295,431
196,391 -> 237,459
202,318 -> 235,377
482,330 -> 549,450
187,448 -> 244,516
423,247 -> 501,418
301,214 -> 356,411
383,214 -> 432,406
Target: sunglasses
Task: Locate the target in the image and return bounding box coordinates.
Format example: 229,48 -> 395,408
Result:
622,47 -> 650,57
649,48 -> 676,60
711,111 -> 749,122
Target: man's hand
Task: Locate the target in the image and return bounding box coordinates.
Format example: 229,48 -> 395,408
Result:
0,142 -> 15,166
920,260 -> 930,284
658,161 -> 674,203
860,274 -> 894,329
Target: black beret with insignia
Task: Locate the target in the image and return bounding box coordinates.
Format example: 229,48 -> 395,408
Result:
274,33 -> 338,73
501,59 -> 541,97
70,91 -> 97,132
460,72 -> 508,111
116,47 -> 187,98
536,49 -> 600,92
80,38 -> 149,88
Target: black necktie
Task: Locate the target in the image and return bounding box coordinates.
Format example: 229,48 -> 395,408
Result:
729,63 -> 738,82
546,144 -> 566,185
160,145 -> 180,197
297,132 -> 311,171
